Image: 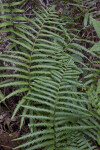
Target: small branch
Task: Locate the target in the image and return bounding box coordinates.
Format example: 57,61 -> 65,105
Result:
0,144 -> 13,149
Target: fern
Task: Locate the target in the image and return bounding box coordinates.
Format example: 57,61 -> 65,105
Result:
0,5 -> 69,125
13,56 -> 97,149
0,3 -> 100,150
0,0 -> 25,51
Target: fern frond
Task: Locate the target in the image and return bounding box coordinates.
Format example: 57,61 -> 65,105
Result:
13,55 -> 97,149
0,6 -> 66,121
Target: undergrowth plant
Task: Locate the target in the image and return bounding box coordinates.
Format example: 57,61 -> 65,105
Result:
0,1 -> 100,149
57,0 -> 100,28
87,18 -> 100,116
0,0 -> 25,52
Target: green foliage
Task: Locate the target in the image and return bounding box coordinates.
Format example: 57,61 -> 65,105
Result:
88,18 -> 100,120
0,1 -> 100,150
92,18 -> 100,38
57,0 -> 100,28
91,18 -> 100,53
0,0 -> 25,49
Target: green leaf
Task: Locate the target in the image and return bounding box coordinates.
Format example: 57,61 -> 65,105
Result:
0,15 -> 12,19
90,42 -> 100,52
12,9 -> 24,13
84,13 -> 89,27
92,18 -> 100,38
0,22 -> 13,28
97,79 -> 100,94
11,97 -> 26,120
0,88 -> 29,103
0,3 -> 9,6
10,0 -> 25,6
